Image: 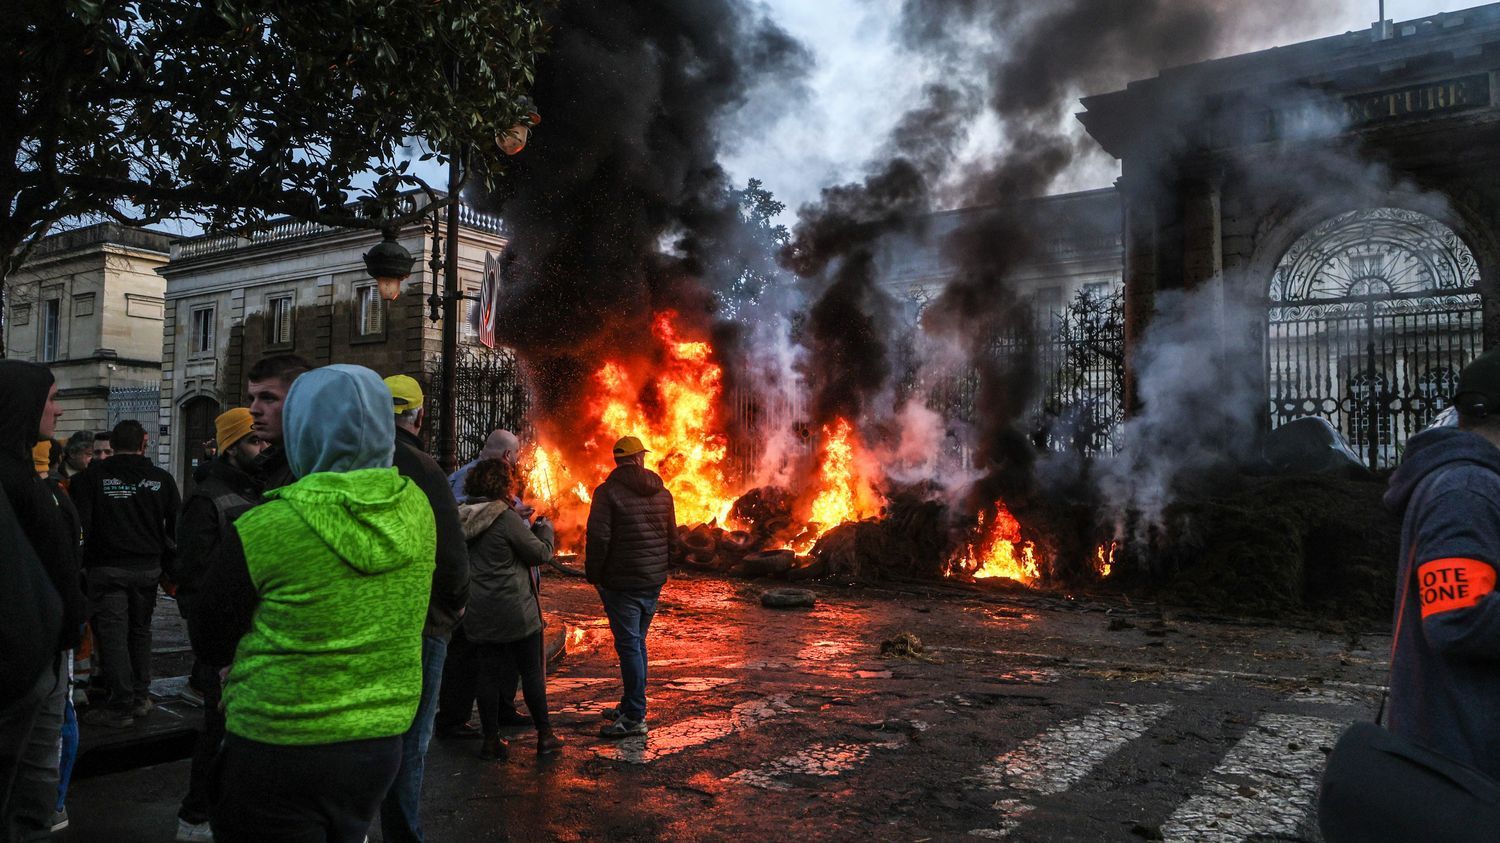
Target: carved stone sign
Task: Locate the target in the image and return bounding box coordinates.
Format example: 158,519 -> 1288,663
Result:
1344,74 -> 1492,125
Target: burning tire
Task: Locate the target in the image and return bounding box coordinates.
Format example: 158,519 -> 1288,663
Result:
741,549 -> 796,578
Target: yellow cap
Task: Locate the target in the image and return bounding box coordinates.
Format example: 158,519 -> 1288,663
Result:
612,435 -> 649,458
32,440 -> 51,475
384,374 -> 424,413
215,408 -> 254,451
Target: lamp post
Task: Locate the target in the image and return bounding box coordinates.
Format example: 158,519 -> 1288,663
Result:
362,110 -> 538,472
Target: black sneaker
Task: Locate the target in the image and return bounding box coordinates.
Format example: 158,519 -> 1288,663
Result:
598,717 -> 647,739
599,707 -> 620,722
436,721 -> 482,739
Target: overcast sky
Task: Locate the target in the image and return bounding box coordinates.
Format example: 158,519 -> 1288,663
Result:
720,0 -> 1483,219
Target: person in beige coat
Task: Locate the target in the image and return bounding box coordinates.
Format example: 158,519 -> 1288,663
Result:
458,458 -> 559,759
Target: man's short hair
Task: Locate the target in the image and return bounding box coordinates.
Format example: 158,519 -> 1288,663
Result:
111,419 -> 147,453
247,354 -> 313,386
92,431 -> 111,444
396,408 -> 422,429
64,431 -> 93,454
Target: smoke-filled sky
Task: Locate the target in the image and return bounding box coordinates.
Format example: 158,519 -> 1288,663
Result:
720,0 -> 1478,220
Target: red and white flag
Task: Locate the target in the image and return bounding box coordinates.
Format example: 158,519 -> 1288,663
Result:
478,251 -> 500,349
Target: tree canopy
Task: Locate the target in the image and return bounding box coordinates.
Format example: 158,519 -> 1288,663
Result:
1,0 -> 550,278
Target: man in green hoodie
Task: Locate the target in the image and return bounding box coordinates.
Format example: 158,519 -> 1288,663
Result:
189,364 -> 436,843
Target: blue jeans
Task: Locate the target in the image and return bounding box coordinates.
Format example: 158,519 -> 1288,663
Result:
56,696 -> 76,813
597,587 -> 661,722
378,634 -> 447,843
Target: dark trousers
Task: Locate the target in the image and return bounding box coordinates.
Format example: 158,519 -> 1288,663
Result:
378,635 -> 447,843
598,586 -> 661,722
436,624 -> 520,730
209,733 -> 401,843
0,654 -> 65,842
177,661 -> 224,825
85,567 -> 159,712
474,631 -> 550,735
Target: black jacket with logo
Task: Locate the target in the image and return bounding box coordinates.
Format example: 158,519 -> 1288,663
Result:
72,453 -> 181,571
585,464 -> 676,592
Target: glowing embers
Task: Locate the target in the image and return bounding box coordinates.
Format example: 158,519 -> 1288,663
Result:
948,502 -> 1041,585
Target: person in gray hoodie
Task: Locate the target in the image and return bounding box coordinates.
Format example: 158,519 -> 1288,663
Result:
1384,346 -> 1500,780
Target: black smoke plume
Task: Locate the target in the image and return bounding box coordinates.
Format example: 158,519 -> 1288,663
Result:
484,1 -> 810,434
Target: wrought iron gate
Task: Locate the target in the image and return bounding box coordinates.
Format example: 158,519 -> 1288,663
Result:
426,346 -> 531,464
931,288 -> 1125,456
1267,207 -> 1483,469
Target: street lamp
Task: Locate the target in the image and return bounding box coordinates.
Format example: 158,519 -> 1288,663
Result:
362,229 -> 416,301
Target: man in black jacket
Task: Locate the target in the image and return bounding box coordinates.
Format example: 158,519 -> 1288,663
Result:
170,407 -> 264,842
585,436 -> 676,739
379,375 -> 469,843
246,354 -> 312,492
0,360 -> 76,839
72,420 -> 181,728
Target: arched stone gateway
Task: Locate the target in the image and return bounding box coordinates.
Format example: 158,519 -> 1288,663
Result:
1267,208 -> 1482,468
1079,6 -> 1500,459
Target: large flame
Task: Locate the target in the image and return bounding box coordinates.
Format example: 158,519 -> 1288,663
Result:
592,313 -> 735,526
802,417 -> 880,536
949,503 -> 1040,584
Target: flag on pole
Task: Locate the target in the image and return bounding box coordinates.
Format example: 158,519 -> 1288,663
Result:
478,251 -> 500,349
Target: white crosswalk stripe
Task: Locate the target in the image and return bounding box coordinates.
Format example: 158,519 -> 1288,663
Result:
1160,713 -> 1343,843
724,735 -> 907,790
968,701 -> 1175,838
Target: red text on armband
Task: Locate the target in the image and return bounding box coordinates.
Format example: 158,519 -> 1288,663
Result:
1418,558 -> 1498,618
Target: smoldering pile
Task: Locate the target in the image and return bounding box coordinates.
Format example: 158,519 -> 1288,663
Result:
669,483 -> 961,583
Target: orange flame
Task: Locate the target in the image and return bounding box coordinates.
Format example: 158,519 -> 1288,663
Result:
949,503 -> 1039,585
1096,542 -> 1116,578
513,313 -> 890,561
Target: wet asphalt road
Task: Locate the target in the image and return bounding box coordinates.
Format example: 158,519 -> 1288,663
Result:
63,573 -> 1385,842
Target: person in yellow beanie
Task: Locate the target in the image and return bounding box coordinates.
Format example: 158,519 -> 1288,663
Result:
169,407 -> 266,841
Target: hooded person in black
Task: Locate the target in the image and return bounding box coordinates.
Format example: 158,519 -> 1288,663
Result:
0,359 -> 79,838
584,436 -> 676,739
1383,347 -> 1500,781
0,361 -> 82,647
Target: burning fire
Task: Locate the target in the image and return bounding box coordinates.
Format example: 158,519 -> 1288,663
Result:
806,417 -> 878,531
949,503 -> 1040,584
1096,542 -> 1116,578
516,311 -> 745,547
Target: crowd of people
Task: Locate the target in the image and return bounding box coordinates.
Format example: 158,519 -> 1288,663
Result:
0,355 -> 676,842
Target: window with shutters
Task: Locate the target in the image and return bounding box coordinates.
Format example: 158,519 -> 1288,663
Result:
41,299 -> 60,361
190,306 -> 215,356
355,284 -> 385,338
267,294 -> 294,348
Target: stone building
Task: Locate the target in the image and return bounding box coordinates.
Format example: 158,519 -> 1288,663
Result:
157,197 -> 508,485
1080,3 -> 1500,467
3,224 -> 172,444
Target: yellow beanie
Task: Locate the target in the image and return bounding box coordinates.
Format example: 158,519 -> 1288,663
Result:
215,407 -> 254,451
32,440 -> 51,476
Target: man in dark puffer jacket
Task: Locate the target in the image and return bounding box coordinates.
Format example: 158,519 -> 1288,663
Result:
585,436 -> 675,739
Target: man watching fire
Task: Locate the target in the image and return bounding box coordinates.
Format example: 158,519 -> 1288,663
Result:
585,436 -> 676,739
1384,346 -> 1500,780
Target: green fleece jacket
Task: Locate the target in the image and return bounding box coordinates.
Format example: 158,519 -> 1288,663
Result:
226,467 -> 436,745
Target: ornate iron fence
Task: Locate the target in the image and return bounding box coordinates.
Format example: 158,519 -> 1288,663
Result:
426,346 -> 531,465
108,386 -> 160,429
928,289 -> 1126,456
